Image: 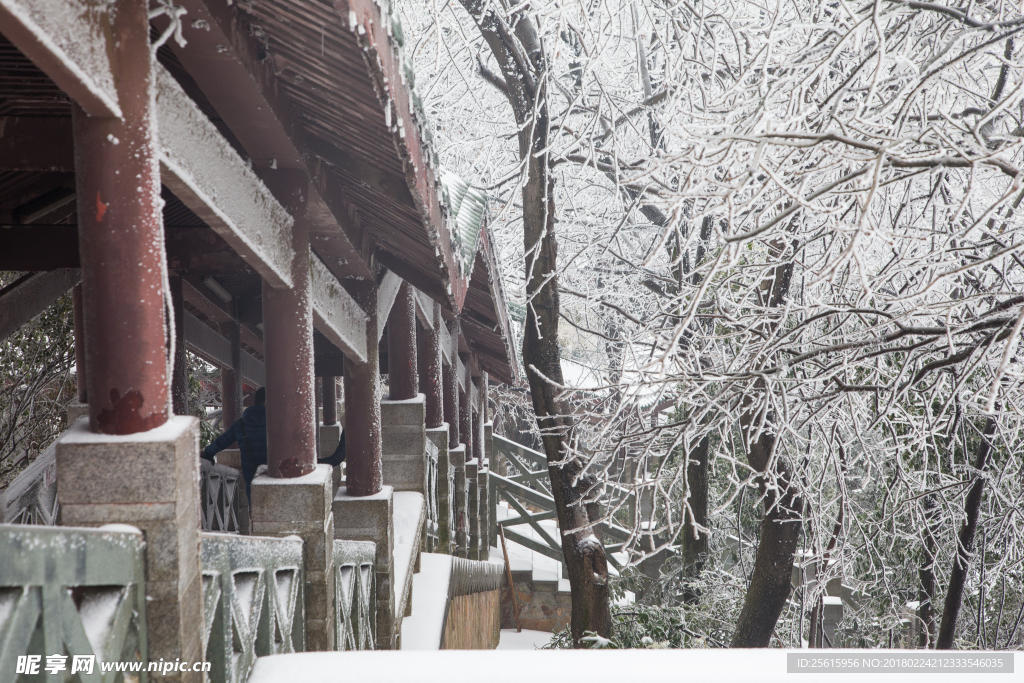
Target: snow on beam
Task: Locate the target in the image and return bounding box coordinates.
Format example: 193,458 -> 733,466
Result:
413,288 -> 434,331
376,270 -> 403,342
0,269 -> 79,342
154,65 -> 295,290
311,252 -> 368,364
0,0 -> 120,118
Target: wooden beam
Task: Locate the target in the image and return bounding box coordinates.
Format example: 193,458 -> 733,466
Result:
0,117 -> 73,171
155,65 -> 295,289
158,0 -> 372,282
182,311 -> 264,386
413,288 -> 434,331
0,226 -> 249,274
310,252 -> 368,364
0,0 -> 120,117
0,269 -> 79,341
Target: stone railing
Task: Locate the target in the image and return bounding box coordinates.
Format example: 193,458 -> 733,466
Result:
333,540 -> 377,651
423,438 -> 439,552
1,438 -> 60,525
200,459 -> 242,532
0,523 -> 148,673
200,532 -> 306,682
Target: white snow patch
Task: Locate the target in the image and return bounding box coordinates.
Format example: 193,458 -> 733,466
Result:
59,415 -> 194,444
497,629 -> 553,650
393,491 -> 425,619
252,464 -> 332,485
399,553 -> 451,650
250,649 -> 990,683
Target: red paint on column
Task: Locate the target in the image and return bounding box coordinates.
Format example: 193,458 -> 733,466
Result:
72,0 -> 168,435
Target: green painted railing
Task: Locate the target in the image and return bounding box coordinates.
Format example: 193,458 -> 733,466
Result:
0,523 -> 148,682
200,532 -> 305,683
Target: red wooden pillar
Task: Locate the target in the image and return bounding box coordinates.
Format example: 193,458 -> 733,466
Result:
344,281 -> 382,495
443,321 -> 460,449
387,282 -> 418,400
418,302 -> 443,429
322,376 -> 338,425
472,378 -> 483,463
71,0 -> 168,435
260,171 -> 316,479
220,317 -> 242,428
459,354 -> 473,457
72,283 -> 87,403
169,275 -> 189,415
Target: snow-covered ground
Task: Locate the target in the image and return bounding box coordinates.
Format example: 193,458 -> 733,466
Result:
497,629 -> 553,650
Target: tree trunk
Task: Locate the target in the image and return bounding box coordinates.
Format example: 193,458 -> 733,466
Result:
459,1 -> 612,645
681,434 -> 710,603
731,424 -> 804,647
919,492 -> 939,647
731,249 -> 803,647
937,416 -> 998,649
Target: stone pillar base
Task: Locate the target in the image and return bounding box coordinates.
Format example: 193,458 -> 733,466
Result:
251,464 -> 336,651
426,425 -> 451,554
65,401 -> 89,427
478,465 -> 490,561
333,485 -> 396,649
450,445 -> 467,558
381,395 -> 426,492
319,423 -> 342,460
56,416 -> 203,682
467,458 -> 480,560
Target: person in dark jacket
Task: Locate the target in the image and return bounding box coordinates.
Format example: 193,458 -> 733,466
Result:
203,387 -> 268,501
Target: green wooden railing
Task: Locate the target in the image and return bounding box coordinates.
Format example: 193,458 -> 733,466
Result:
489,434 -> 633,571
0,523 -> 149,682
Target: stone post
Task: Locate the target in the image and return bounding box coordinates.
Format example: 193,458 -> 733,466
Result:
333,486 -> 396,649
426,425 -> 452,554
484,422 -> 496,554
381,395 -> 427,493
251,465 -> 335,650
466,458 -> 479,560
57,418 -> 203,681
479,465 -> 490,561
451,444 -> 468,558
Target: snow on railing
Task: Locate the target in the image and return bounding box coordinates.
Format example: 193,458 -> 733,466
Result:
1,435 -> 62,525
333,540 -> 377,651
0,523 -> 148,672
200,532 -> 306,682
